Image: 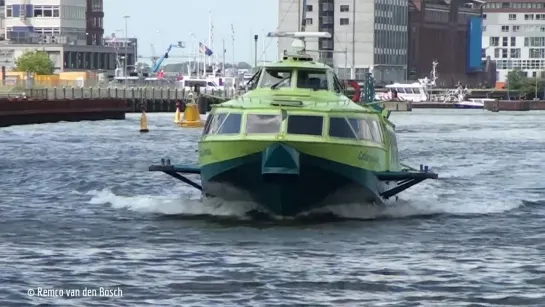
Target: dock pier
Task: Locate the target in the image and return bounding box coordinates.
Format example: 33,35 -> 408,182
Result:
0,87 -> 235,127
412,102 -> 455,108
483,99 -> 545,111
379,101 -> 412,111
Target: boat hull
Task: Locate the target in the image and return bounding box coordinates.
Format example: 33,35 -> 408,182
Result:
200,143 -> 390,216
453,103 -> 483,109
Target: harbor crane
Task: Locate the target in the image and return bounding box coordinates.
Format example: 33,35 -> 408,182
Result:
147,41 -> 186,73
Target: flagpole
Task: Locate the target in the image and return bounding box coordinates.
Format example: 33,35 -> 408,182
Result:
222,39 -> 225,75
190,33 -> 196,77
208,10 -> 212,69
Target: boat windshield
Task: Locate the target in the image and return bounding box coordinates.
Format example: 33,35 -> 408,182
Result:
297,69 -> 328,90
259,69 -> 292,88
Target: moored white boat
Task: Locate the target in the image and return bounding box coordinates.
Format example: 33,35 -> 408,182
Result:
374,61 -> 439,102
453,98 -> 495,109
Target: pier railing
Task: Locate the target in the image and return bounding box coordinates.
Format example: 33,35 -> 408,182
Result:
0,86 -> 243,101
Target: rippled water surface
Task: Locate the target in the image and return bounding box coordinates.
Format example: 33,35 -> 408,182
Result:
1,110 -> 544,306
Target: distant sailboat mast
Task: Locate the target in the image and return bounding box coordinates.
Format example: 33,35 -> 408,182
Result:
231,24 -> 235,70
190,32 -> 203,77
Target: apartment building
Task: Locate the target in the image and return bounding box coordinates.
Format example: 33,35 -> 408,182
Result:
4,0 -> 86,44
278,0 -> 408,83
0,0 -> 134,75
482,0 -> 545,82
86,0 -> 104,45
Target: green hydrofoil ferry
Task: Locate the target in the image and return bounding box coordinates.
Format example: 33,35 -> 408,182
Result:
149,31 -> 438,217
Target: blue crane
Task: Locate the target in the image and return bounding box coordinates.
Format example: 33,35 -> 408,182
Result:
151,41 -> 185,73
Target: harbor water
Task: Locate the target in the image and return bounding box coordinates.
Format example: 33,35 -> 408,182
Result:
1,110 -> 544,306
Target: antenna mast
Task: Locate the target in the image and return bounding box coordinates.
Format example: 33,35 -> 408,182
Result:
431,60 -> 438,84
268,1 -> 330,57
301,0 -> 308,32
299,0 -> 308,52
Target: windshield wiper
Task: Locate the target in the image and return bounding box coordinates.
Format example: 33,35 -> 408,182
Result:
271,76 -> 291,89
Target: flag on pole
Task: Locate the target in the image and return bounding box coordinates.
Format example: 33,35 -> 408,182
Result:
199,42 -> 213,56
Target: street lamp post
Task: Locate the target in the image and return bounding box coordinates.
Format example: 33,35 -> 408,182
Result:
531,49 -> 539,99
534,72 -> 537,100
123,15 -> 130,86
254,35 -> 258,70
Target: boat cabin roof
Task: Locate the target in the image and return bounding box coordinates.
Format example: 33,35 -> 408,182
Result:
217,54 -> 388,115
385,83 -> 424,88
176,78 -> 219,86
250,55 -> 342,93
114,76 -> 141,80
470,98 -> 496,102
264,55 -> 330,70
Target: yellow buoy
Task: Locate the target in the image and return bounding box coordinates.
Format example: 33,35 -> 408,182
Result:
139,108 -> 149,133
178,93 -> 203,128
180,103 -> 203,127
174,101 -> 181,124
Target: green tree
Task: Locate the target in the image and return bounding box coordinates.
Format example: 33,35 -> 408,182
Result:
506,69 -> 526,90
506,69 -> 544,99
519,78 -> 545,99
14,50 -> 54,75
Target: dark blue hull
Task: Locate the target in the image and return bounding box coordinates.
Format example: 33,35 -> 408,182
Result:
453,103 -> 483,109
200,144 -> 389,216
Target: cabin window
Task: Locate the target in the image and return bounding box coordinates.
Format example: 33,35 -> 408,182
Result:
329,117 -> 380,142
202,114 -> 214,135
246,69 -> 262,90
218,113 -> 242,134
350,118 -> 373,140
287,115 -> 323,136
333,75 -> 344,93
185,80 -> 207,88
204,113 -> 226,134
205,113 -> 242,135
246,114 -> 282,133
329,117 -> 358,139
259,68 -> 292,88
368,120 -> 383,143
297,69 -> 328,90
